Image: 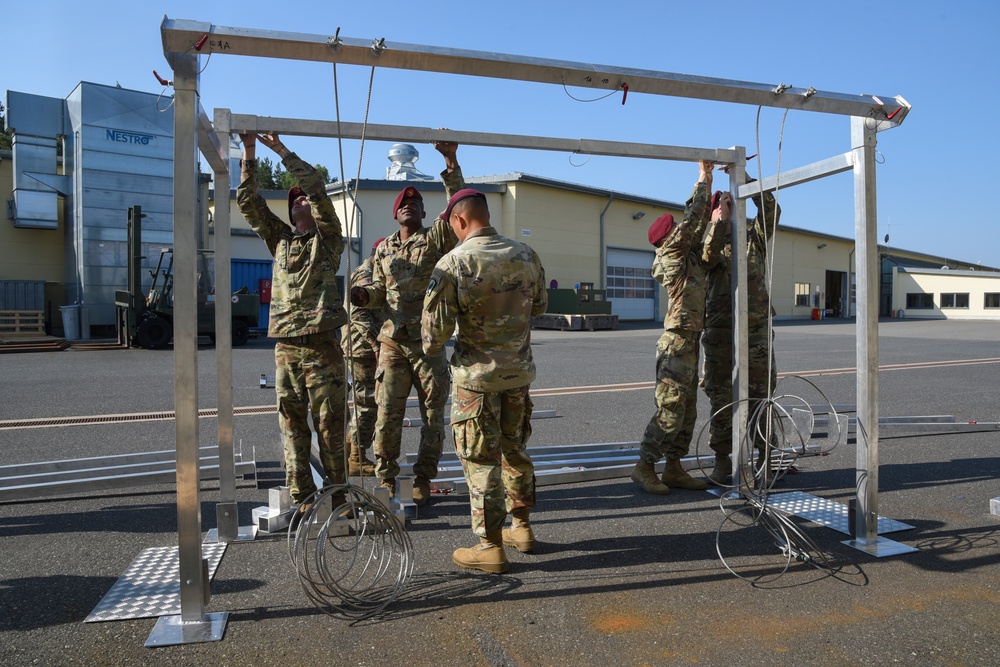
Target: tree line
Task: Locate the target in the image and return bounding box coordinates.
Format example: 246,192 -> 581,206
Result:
253,156 -> 337,189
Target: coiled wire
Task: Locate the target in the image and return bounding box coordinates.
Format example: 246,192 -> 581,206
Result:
695,375 -> 850,582
287,483 -> 414,619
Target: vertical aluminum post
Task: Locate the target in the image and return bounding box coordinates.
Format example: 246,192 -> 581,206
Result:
727,151 -> 752,491
844,116 -> 916,557
148,51 -> 229,647
212,109 -> 240,543
170,54 -> 207,622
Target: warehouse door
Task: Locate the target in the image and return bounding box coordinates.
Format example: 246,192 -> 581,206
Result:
606,248 -> 656,321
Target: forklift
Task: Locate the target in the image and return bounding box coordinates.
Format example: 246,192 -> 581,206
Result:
115,205 -> 260,349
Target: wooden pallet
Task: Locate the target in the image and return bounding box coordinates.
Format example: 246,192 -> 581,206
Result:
0,310 -> 45,335
0,333 -> 69,353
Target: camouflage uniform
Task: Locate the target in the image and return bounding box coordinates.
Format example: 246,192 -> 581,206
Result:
343,258 -> 384,457
355,168 -> 465,482
637,182 -> 712,465
237,154 -> 347,503
423,227 -> 547,540
701,190 -> 781,454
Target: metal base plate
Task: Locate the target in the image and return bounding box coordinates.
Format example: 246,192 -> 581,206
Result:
146,611 -> 229,647
768,491 -> 914,535
85,543 -> 227,622
203,526 -> 257,544
841,537 -> 920,557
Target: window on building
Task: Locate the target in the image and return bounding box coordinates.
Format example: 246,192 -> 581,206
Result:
605,265 -> 655,300
794,282 -> 811,307
905,293 -> 934,309
985,293 -> 1000,309
940,293 -> 969,309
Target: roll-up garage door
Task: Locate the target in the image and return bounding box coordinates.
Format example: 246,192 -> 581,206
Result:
606,247 -> 656,321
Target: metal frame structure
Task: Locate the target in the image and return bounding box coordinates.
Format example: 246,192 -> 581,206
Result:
158,17 -> 912,641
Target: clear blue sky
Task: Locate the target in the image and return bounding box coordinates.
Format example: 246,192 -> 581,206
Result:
6,0 -> 999,268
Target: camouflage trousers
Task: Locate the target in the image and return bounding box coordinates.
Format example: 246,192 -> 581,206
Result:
638,329 -> 700,464
373,338 -> 450,481
451,384 -> 535,539
346,353 -> 378,455
275,332 -> 346,503
700,323 -> 778,455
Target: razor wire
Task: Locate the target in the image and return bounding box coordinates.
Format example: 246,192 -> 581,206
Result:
287,484 -> 414,620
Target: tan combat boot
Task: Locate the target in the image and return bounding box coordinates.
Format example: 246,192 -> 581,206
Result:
661,457 -> 708,490
630,459 -> 670,495
379,478 -> 396,498
348,444 -> 376,476
412,476 -> 431,506
709,455 -> 733,484
453,531 -> 509,574
502,507 -> 535,553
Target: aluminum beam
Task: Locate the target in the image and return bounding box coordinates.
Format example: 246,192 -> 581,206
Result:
738,152 -> 855,199
168,51 -> 210,626
160,18 -> 910,125
226,115 -> 738,164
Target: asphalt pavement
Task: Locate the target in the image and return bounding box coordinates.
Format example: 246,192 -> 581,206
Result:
1,318 -> 999,666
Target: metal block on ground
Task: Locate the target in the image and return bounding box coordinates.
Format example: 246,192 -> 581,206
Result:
252,505 -> 294,533
397,476 -> 414,503
269,486 -> 291,511
991,497 -> 1000,517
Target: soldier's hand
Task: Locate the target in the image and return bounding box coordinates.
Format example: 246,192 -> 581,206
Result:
711,192 -> 732,222
350,286 -> 370,307
699,160 -> 714,186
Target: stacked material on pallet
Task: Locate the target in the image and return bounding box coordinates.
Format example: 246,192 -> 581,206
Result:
0,310 -> 69,352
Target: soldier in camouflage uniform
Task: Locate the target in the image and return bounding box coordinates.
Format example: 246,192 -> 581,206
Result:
701,168 -> 781,483
342,238 -> 386,477
351,141 -> 465,506
423,188 -> 547,574
631,160 -> 728,495
238,132 -> 347,512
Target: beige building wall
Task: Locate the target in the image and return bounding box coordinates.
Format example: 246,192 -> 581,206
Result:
892,267 -> 1000,320
0,151 -> 67,314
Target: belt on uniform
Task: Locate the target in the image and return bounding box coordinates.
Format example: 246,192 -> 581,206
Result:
281,330 -> 333,345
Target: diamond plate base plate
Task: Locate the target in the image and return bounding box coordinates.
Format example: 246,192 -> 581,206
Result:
767,491 -> 914,535
85,543 -> 227,622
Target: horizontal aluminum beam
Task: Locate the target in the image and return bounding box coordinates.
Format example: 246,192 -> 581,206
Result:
738,152 -> 855,198
199,104 -> 229,174
227,115 -> 737,164
0,461 -> 255,502
161,18 -> 910,124
0,445 -> 241,477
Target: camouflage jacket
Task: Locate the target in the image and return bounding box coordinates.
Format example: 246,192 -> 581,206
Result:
237,153 -> 347,338
422,227 -> 547,392
703,189 -> 781,329
654,181 -> 712,333
342,258 -> 384,358
357,167 -> 465,343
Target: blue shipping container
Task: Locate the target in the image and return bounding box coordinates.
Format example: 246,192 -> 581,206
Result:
231,258 -> 273,332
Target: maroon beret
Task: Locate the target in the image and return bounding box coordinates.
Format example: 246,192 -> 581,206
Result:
648,213 -> 675,246
287,186 -> 305,223
392,186 -> 423,217
372,237 -> 386,251
441,188 -> 487,222
711,190 -> 722,210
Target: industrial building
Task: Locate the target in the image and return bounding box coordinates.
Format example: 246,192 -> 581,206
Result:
2,82 -> 999,338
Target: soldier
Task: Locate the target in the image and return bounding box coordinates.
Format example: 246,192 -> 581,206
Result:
237,132 -> 348,517
350,140 -> 465,506
423,188 -> 547,574
631,160 -> 727,495
342,237 -> 386,477
700,167 -> 782,483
